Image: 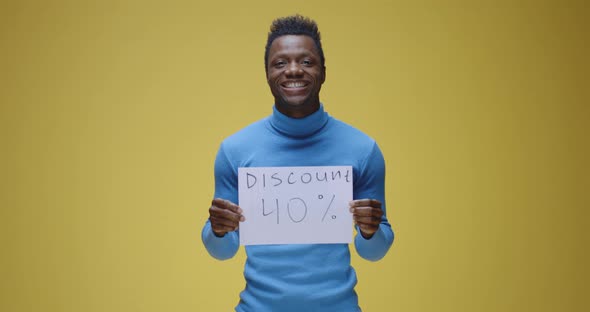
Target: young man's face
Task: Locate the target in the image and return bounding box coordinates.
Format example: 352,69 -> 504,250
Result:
266,35 -> 325,118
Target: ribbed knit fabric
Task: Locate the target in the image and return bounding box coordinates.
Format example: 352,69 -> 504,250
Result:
202,104 -> 394,312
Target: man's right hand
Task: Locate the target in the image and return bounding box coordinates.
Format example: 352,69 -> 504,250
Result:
208,198 -> 245,237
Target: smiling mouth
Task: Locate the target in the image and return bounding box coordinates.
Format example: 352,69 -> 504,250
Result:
281,81 -> 309,88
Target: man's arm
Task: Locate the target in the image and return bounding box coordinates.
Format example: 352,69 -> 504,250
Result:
201,143 -> 242,260
352,142 -> 394,261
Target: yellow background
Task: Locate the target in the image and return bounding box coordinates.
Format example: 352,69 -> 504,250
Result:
1,0 -> 588,311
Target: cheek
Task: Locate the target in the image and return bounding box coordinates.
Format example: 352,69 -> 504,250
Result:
268,73 -> 281,85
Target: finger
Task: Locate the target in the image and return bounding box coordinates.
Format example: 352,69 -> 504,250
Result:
350,199 -> 381,209
357,223 -> 378,238
358,223 -> 378,234
353,216 -> 382,225
350,206 -> 383,218
212,224 -> 238,234
210,216 -> 239,229
210,199 -> 244,220
212,198 -> 243,214
209,209 -> 245,223
210,207 -> 244,222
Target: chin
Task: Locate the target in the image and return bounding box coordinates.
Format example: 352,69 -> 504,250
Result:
281,96 -> 312,107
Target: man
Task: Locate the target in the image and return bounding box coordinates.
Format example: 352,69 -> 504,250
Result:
202,15 -> 394,312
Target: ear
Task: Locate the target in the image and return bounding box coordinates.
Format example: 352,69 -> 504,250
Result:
321,65 -> 326,84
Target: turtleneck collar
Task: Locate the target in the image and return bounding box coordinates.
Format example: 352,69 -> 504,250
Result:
268,104 -> 330,138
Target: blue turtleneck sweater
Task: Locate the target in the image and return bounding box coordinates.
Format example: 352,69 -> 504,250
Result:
202,105 -> 394,312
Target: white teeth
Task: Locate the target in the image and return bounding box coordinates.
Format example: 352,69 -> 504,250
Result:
284,82 -> 306,88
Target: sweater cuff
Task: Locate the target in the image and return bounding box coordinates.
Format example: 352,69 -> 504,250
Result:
202,222 -> 240,260
354,225 -> 393,261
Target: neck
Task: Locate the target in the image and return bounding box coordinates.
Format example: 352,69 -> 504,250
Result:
274,98 -> 320,118
268,103 -> 329,138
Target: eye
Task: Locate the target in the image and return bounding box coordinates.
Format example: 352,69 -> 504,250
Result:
274,60 -> 286,68
302,59 -> 312,66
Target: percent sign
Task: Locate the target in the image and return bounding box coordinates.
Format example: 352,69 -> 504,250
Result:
261,194 -> 337,224
319,194 -> 337,221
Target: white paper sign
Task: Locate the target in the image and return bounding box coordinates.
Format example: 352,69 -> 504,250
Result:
238,166 -> 353,245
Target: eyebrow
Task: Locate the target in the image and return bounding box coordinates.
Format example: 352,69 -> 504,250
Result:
270,52 -> 316,60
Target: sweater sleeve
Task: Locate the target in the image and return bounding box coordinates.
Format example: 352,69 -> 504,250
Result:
353,142 -> 394,261
201,143 -> 240,260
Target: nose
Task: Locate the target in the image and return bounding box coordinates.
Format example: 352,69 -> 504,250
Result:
285,61 -> 304,77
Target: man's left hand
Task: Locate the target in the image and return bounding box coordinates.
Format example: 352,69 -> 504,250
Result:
349,199 -> 383,239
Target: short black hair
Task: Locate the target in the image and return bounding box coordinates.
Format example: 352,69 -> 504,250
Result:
264,14 -> 325,72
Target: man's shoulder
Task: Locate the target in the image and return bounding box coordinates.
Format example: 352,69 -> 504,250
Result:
220,116 -> 270,148
328,117 -> 377,147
